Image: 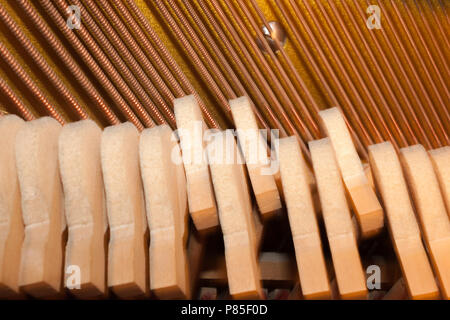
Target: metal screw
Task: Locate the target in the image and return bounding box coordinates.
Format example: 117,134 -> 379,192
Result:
258,21 -> 287,53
